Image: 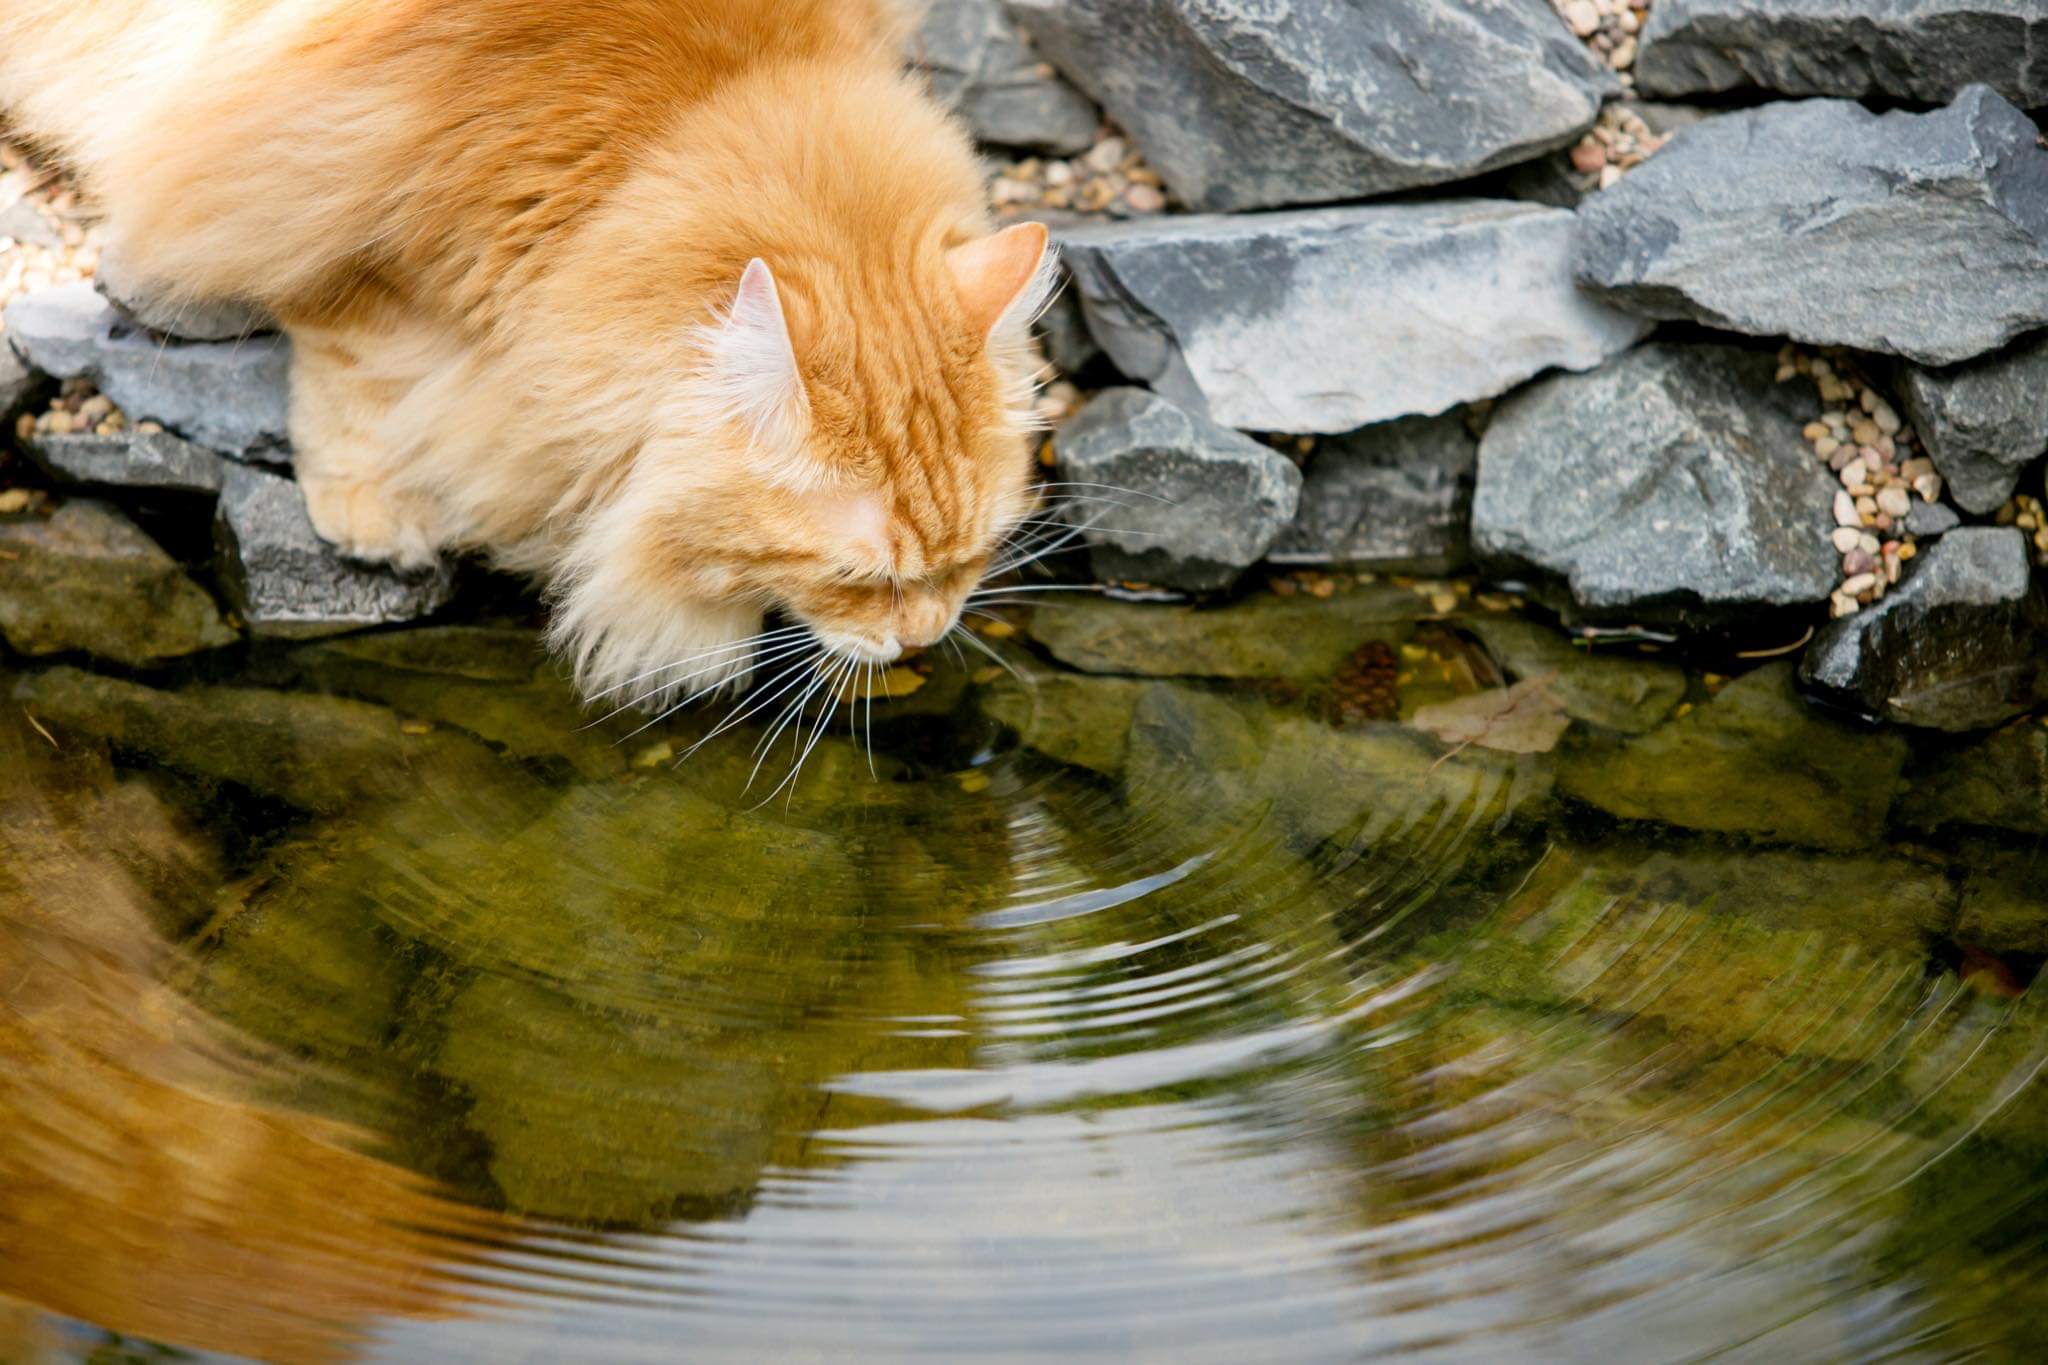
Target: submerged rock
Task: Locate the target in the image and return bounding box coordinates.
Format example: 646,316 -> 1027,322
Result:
1052,387 -> 1300,591
1800,528 -> 2047,732
1007,0 -> 1613,212
1897,723 -> 2048,836
1123,683 -> 1553,856
1897,335 -> 2048,515
909,0 -> 1098,154
979,667 -> 1149,777
11,666 -> 525,817
1952,841 -> 2048,955
26,429 -> 226,495
0,501 -> 236,666
1463,617 -> 1687,735
1472,344 -> 1837,625
92,244 -> 276,343
1059,202 -> 1649,434
1027,586 -> 1430,680
4,282 -> 290,459
1576,88 -> 2048,366
1269,411 -> 1476,575
1558,663 -> 1908,849
214,463 -> 455,638
1636,0 -> 2048,106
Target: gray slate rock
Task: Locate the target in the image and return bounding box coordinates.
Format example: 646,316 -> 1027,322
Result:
1473,343 -> 1839,625
1576,87 -> 2048,366
1637,0 -> 2048,106
1897,333 -> 2048,515
26,429 -> 226,495
1061,202 -> 1650,435
1799,526 -> 2048,732
0,340 -> 39,419
5,282 -> 290,460
1052,387 -> 1300,591
93,243 -> 275,342
1268,410 -> 1476,574
909,0 -> 1098,154
1906,499 -> 1963,538
1008,0 -> 1615,212
214,463 -> 455,638
0,499 -> 237,665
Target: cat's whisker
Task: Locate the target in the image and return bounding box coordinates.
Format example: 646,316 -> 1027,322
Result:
861,660 -> 878,779
580,623 -> 813,708
1035,480 -> 1175,503
760,656 -> 854,810
745,658 -> 837,791
952,621 -> 1027,688
674,652 -> 821,766
590,634 -> 816,731
968,584 -> 1108,599
615,644 -> 816,746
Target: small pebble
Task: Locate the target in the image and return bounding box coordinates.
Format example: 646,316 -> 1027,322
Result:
1833,491 -> 1859,527
1830,527 -> 1862,553
1876,486 -> 1912,518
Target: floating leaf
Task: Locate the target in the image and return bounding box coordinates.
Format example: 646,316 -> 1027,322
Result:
1410,673 -> 1569,756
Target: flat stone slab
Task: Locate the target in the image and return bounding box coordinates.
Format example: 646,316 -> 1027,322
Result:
26,429 -> 227,494
1269,410 -> 1476,574
1473,343 -> 1840,625
5,281 -> 290,460
1009,0 -> 1614,211
93,243 -> 276,342
1576,87 -> 2048,367
1799,527 -> 2048,732
1060,202 -> 1650,435
1052,386 -> 1300,591
1637,0 -> 2048,106
213,463 -> 455,638
0,499 -> 236,665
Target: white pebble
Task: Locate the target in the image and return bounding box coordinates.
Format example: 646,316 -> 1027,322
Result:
1876,486 -> 1912,518
1833,490 -> 1859,527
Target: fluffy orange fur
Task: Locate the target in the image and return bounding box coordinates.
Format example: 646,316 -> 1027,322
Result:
0,0 -> 1053,705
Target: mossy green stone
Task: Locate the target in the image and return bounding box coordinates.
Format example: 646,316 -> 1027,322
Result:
1464,615 -> 1686,734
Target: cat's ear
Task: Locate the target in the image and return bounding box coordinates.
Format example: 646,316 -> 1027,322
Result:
946,222 -> 1053,339
707,257 -> 810,457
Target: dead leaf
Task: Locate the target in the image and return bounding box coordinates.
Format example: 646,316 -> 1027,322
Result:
1410,673 -> 1569,757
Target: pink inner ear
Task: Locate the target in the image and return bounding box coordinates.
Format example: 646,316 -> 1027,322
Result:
946,221 -> 1050,337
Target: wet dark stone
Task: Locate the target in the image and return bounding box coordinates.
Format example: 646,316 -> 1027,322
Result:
0,500 -> 236,666
1059,203 -> 1649,434
1897,334 -> 2048,515
1269,410 -> 1476,575
1576,88 -> 2048,366
26,429 -> 226,495
1053,387 -> 1300,591
4,281 -> 290,460
1472,343 -> 1838,626
1008,0 -> 1614,212
908,0 -> 1099,154
1800,527 -> 2048,732
213,463 -> 456,638
1636,0 -> 2048,106
1898,723 -> 2048,836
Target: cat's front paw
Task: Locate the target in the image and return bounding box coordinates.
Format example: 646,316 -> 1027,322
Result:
300,475 -> 445,571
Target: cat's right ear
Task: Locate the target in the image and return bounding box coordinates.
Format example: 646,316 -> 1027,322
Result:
705,257 -> 811,460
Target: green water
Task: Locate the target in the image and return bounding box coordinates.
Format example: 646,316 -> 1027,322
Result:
2,579 -> 2044,1362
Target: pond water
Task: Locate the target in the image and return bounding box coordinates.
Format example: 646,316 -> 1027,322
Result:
2,577 -> 2044,1363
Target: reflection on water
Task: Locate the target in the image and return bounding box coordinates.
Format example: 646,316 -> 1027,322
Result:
2,586 -> 2045,1362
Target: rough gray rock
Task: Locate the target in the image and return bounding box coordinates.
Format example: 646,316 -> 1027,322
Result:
5,282 -> 290,460
1051,387 -> 1300,590
1637,0 -> 2048,106
908,0 -> 1098,154
213,463 -> 455,638
0,341 -> 39,419
1576,88 -> 2048,367
1897,334 -> 2048,515
1035,287 -> 1101,376
1268,410 -> 1476,574
26,429 -> 226,495
1472,344 -> 1839,625
93,243 -> 275,342
1008,0 -> 1615,212
1799,527 -> 2047,732
1060,202 -> 1650,435
1906,500 -> 1963,539
0,500 -> 237,665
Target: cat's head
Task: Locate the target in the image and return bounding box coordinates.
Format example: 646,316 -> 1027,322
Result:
554,220 -> 1055,708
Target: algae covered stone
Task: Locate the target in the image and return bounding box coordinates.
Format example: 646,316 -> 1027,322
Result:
1897,724 -> 2048,836
980,668 -> 1149,777
1557,663 -> 1907,849
1464,616 -> 1686,735
1027,586 -> 1429,681
0,500 -> 236,666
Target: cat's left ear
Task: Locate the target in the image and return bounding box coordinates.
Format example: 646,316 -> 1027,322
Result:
946,222 -> 1052,339
707,257 -> 810,454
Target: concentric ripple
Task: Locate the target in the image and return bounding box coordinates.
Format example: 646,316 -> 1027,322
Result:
2,612 -> 2044,1363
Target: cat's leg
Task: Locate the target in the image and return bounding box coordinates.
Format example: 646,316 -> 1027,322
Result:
285,315 -> 451,570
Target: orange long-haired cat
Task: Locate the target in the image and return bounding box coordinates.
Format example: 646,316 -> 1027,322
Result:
0,0 -> 1053,709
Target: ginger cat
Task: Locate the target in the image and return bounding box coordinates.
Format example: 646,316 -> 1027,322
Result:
0,0 -> 1053,708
